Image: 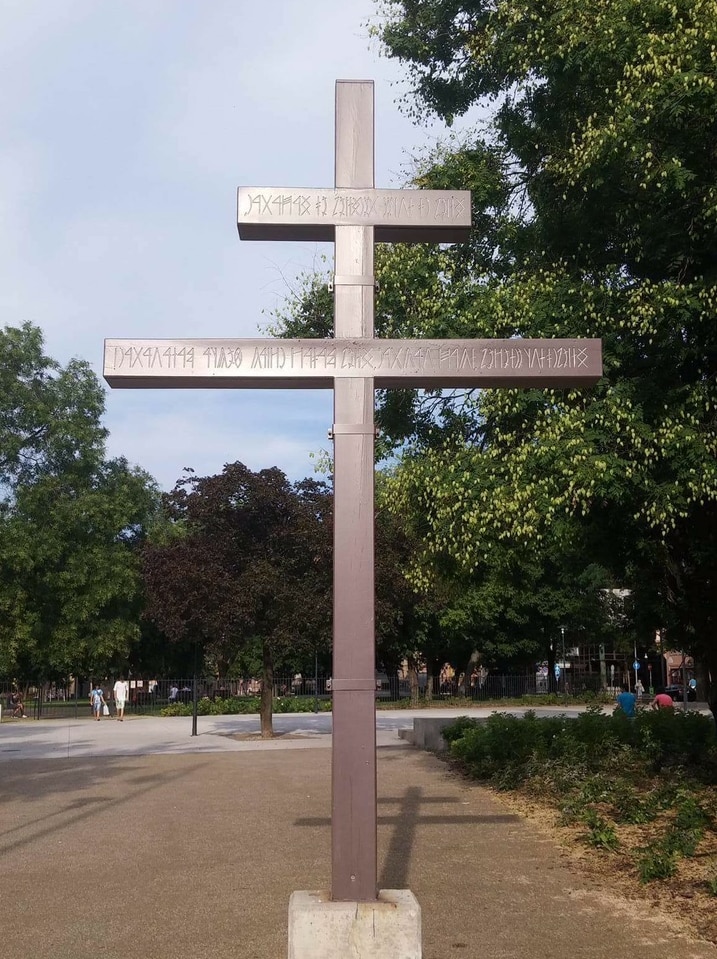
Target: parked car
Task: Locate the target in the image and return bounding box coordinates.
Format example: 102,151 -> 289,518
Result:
664,684 -> 696,702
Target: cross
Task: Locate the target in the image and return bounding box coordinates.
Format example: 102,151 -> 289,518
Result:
104,80 -> 602,904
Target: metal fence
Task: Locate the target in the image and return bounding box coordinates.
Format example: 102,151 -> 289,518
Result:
0,672 -> 611,721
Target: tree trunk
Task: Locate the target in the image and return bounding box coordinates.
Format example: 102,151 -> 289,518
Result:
463,650 -> 479,698
424,661 -> 434,702
408,660 -> 419,707
704,647 -> 717,731
260,642 -> 274,738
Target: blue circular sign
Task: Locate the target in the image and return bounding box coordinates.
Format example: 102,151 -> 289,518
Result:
632,660 -> 640,671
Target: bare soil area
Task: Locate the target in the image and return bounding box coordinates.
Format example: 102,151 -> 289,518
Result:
495,784 -> 717,943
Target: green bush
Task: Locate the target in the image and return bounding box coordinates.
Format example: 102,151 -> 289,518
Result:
443,707 -> 717,887
273,696 -> 332,713
630,710 -> 716,770
661,795 -> 712,858
581,808 -> 620,851
160,695 -> 332,717
441,715 -> 480,744
638,844 -> 678,882
449,711 -> 574,788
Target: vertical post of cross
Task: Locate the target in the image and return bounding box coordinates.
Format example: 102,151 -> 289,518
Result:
331,80 -> 378,903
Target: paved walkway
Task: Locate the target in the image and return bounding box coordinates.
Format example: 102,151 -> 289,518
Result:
1,713 -> 715,959
0,707 -> 605,762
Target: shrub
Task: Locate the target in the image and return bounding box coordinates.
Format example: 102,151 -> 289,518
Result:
638,844 -> 678,882
581,808 -> 620,851
448,711 -> 572,788
160,695 -> 331,717
632,710 -> 716,770
441,715 -> 480,743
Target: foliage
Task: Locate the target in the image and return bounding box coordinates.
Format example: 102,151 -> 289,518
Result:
444,708 -> 717,886
0,461 -> 158,679
142,463 -> 332,736
637,845 -> 678,883
0,322 -> 107,495
367,0 -> 717,697
160,695 -> 332,717
581,809 -> 620,851
0,323 -> 160,679
269,0 -> 717,684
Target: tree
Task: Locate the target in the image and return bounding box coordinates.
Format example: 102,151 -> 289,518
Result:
0,460 -> 159,680
142,463 -> 332,737
0,322 -> 160,681
368,0 -> 717,714
267,2 -> 717,716
0,322 -> 107,494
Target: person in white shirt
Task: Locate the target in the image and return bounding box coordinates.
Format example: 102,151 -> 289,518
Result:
113,676 -> 129,721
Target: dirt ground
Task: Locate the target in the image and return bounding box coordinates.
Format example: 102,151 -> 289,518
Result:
496,784 -> 717,944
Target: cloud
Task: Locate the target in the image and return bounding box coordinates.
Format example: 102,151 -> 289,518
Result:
104,389 -> 332,488
0,0 -> 470,489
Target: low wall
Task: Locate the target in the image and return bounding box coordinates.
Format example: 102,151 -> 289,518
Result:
398,717 -> 456,753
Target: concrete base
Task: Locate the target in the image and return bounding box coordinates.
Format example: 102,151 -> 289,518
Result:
288,889 -> 421,959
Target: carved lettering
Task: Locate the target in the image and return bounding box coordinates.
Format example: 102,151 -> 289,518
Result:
251,346 -> 286,369
243,193 -> 313,217
340,347 -> 377,371
106,339 -> 599,385
204,347 -> 243,369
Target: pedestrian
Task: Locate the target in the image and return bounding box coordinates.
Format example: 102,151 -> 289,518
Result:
113,676 -> 129,721
615,683 -> 636,718
634,679 -> 644,700
89,682 -> 106,721
9,689 -> 27,719
651,688 -> 674,711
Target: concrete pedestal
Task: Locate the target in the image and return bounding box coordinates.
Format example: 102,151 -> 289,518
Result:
288,889 -> 421,959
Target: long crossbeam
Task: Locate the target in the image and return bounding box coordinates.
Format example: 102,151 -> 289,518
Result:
104,337 -> 602,389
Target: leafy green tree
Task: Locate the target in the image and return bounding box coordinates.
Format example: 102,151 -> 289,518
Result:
0,322 -> 107,494
367,0 -> 717,713
0,461 -> 159,680
0,323 -> 160,680
142,463 -> 332,736
268,1 -> 717,716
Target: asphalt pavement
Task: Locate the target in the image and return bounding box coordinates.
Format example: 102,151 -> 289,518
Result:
1,708 -> 715,959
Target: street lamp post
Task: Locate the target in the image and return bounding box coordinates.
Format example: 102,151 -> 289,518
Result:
191,640 -> 199,737
560,626 -> 566,697
314,648 -> 319,715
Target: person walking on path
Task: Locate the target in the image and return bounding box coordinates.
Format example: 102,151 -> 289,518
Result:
615,684 -> 636,718
90,683 -> 106,721
113,676 -> 129,721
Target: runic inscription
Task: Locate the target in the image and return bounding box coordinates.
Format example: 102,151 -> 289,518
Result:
238,188 -> 471,241
104,338 -> 602,388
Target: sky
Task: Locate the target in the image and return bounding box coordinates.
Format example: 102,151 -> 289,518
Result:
0,0 -> 463,490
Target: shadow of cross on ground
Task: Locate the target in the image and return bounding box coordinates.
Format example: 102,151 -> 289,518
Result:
295,784 -> 521,889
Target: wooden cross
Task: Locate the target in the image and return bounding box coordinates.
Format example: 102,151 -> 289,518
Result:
104,80 -> 602,903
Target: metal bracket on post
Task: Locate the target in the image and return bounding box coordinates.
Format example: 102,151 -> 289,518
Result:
328,274 -> 377,293
330,679 -> 377,692
327,423 -> 379,440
